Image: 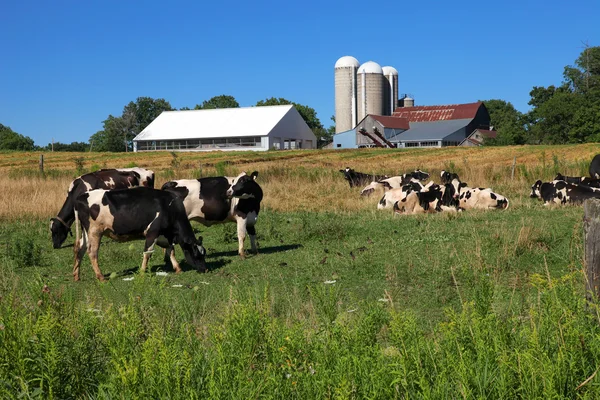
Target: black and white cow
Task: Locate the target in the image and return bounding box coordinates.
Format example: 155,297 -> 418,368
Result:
530,179 -> 600,205
590,154 -> 600,179
450,179 -> 509,210
392,183 -> 459,215
440,170 -> 460,185
51,167 -> 155,249
162,171 -> 263,258
359,170 -> 430,196
377,181 -> 433,209
554,173 -> 600,188
72,187 -> 206,281
339,167 -> 388,188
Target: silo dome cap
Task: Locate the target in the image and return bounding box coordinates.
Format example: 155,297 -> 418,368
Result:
358,61 -> 383,74
382,66 -> 398,75
335,56 -> 360,68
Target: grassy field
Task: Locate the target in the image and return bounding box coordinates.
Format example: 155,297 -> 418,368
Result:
1,145 -> 600,398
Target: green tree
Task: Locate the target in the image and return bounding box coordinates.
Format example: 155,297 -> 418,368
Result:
45,141 -> 90,152
195,95 -> 239,110
90,97 -> 173,152
255,97 -> 323,132
563,45 -> 600,93
527,90 -> 583,144
0,123 -> 35,150
480,99 -> 526,145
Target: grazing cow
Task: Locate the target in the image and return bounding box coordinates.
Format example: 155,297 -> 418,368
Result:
590,154 -> 600,179
554,173 -> 600,188
339,167 -> 387,188
440,170 -> 460,185
531,179 -> 600,205
72,187 -> 206,281
51,167 -> 155,249
162,171 -> 263,258
450,179 -> 509,210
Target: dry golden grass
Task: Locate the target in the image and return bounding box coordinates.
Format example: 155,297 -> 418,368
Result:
1,143 -> 600,220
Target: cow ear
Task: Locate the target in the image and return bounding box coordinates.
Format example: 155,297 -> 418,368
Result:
460,182 -> 467,188
250,171 -> 259,180
196,235 -> 203,245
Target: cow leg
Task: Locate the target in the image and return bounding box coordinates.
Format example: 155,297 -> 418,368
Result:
236,217 -> 247,259
140,235 -> 158,273
168,246 -> 182,273
87,231 -> 105,281
72,230 -> 88,281
247,225 -> 258,255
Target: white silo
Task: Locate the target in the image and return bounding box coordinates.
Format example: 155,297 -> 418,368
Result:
334,56 -> 360,133
403,97 -> 414,107
357,61 -> 384,122
382,66 -> 399,116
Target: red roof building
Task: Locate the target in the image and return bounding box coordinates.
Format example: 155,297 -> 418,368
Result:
392,102 -> 483,122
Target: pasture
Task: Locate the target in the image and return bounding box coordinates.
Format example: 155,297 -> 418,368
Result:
1,145 -> 600,398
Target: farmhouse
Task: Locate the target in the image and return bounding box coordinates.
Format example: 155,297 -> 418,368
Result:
332,102 -> 493,149
133,105 -> 317,152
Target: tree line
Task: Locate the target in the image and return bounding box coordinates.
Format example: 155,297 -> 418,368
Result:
482,45 -> 600,145
1,45 -> 598,151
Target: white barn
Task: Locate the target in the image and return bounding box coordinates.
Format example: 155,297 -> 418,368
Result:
132,105 -> 317,152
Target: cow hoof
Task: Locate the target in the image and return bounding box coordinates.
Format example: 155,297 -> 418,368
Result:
174,269 -> 182,274
73,276 -> 80,282
96,275 -> 106,282
239,253 -> 246,260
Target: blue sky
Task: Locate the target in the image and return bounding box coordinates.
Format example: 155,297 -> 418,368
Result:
1,0 -> 599,146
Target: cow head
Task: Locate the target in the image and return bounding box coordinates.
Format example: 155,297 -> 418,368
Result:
226,171 -> 260,199
530,180 -> 543,198
339,167 -> 355,183
181,235 -> 207,273
144,171 -> 155,188
450,178 -> 467,199
50,217 -> 71,249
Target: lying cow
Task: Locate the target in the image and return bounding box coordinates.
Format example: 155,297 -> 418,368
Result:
72,187 -> 206,281
377,181 -> 433,209
554,173 -> 600,188
162,171 -> 263,258
360,170 -> 430,196
51,167 -> 155,249
392,188 -> 458,215
531,179 -> 600,205
451,179 -> 509,210
339,167 -> 387,188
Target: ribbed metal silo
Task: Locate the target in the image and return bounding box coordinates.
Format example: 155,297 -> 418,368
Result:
382,66 -> 399,116
357,61 -> 384,122
334,56 -> 360,133
404,97 -> 414,107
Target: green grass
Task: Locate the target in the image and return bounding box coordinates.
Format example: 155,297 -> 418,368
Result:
2,203 -> 600,398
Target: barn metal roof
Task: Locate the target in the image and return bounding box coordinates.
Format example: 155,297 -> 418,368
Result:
396,119 -> 472,141
392,102 -> 482,122
370,115 -> 410,130
133,105 -> 302,141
